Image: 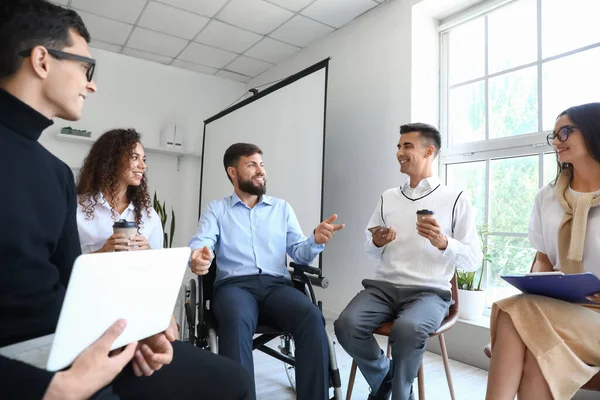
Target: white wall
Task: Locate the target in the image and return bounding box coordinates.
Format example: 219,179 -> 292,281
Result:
248,0 -> 414,316
40,48 -> 245,249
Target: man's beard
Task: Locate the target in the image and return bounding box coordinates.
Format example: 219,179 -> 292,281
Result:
238,175 -> 266,196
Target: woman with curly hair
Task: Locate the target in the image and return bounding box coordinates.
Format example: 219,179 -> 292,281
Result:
76,128 -> 163,253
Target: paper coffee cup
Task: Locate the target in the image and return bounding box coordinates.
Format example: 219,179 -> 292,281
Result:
416,209 -> 434,222
112,219 -> 137,251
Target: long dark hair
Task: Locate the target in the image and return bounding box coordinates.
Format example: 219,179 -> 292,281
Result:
551,102 -> 600,185
76,128 -> 151,229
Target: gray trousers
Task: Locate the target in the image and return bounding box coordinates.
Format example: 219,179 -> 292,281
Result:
334,279 -> 452,400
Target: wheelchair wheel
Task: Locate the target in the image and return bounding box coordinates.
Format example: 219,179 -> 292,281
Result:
208,328 -> 218,354
179,286 -> 189,342
184,278 -> 197,345
279,334 -> 296,391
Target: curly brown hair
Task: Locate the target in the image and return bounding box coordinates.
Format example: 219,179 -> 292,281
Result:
76,128 -> 151,229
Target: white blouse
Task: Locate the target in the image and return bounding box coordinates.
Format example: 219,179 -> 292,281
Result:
76,193 -> 164,254
529,184 -> 600,276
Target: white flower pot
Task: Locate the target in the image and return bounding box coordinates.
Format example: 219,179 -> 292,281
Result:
457,289 -> 486,320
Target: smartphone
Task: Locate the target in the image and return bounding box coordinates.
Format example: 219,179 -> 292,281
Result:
368,226 -> 386,233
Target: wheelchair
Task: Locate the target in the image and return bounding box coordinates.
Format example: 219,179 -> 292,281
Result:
181,259 -> 343,400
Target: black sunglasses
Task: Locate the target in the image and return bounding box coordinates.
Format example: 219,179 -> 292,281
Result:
19,48 -> 96,82
546,125 -> 578,146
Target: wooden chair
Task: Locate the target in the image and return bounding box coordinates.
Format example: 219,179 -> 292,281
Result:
483,255 -> 600,392
345,275 -> 459,400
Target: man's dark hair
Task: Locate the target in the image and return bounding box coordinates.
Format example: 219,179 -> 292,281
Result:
223,143 -> 263,182
0,0 -> 90,79
400,122 -> 442,156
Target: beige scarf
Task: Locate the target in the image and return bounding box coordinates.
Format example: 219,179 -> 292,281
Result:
555,168 -> 600,274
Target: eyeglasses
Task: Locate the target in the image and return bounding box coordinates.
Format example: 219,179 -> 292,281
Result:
19,48 -> 96,82
546,125 -> 578,146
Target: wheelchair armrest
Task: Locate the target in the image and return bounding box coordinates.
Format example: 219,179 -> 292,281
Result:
288,262 -> 329,289
289,262 -> 321,276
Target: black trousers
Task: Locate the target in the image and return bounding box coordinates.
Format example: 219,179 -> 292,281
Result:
213,274 -> 330,400
92,340 -> 255,399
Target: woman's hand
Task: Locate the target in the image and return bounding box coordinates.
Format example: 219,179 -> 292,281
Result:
586,293 -> 600,304
96,234 -> 130,252
130,236 -> 150,250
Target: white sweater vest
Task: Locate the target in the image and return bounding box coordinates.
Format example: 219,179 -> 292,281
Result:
375,185 -> 464,291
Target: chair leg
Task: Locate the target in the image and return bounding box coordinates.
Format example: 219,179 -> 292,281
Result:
438,334 -> 455,400
346,360 -> 358,400
417,363 -> 425,400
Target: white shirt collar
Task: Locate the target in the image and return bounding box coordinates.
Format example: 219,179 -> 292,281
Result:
98,192 -> 135,213
401,176 -> 441,199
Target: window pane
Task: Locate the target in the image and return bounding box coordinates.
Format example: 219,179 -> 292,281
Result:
542,0 -> 600,58
449,81 -> 485,144
543,152 -> 557,186
489,66 -> 538,139
446,162 -> 486,226
490,156 -> 538,233
488,0 -> 537,74
486,235 -> 536,307
449,17 -> 485,85
542,47 -> 600,130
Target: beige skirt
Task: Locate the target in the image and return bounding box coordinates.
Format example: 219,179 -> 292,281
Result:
491,294 -> 600,399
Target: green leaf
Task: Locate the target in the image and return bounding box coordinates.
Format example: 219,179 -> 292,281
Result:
169,208 -> 175,248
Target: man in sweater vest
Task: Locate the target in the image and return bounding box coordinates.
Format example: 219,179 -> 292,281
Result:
334,123 -> 482,400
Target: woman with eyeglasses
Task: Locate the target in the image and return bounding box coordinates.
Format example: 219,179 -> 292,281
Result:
76,128 -> 162,254
485,103 -> 600,400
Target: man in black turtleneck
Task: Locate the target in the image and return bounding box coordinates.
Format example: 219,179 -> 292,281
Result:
0,2 -> 253,400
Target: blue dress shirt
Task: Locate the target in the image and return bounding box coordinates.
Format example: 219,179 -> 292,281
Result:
189,193 -> 324,282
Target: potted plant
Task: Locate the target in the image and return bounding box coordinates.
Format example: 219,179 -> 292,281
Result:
153,192 -> 176,248
456,224 -> 492,320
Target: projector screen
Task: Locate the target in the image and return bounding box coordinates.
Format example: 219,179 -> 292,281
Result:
200,59 -> 329,268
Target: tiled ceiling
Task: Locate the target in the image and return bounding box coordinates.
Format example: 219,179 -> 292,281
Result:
52,0 -> 386,83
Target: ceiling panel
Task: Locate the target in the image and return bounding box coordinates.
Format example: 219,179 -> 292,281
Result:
244,37 -> 301,64
265,0 -> 314,12
138,2 -> 209,40
71,0 -> 147,24
89,40 -> 123,53
269,15 -> 334,47
126,27 -> 189,57
122,47 -> 173,64
301,0 -> 378,28
154,0 -> 229,18
217,0 -> 294,35
225,55 -> 273,76
196,21 -> 263,54
54,0 -> 387,82
171,59 -> 219,74
77,11 -> 133,46
178,42 -> 238,68
216,69 -> 252,83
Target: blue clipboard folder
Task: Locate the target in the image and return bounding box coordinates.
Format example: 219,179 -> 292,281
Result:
501,272 -> 600,304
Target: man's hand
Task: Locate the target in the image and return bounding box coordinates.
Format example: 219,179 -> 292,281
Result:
44,320 -> 137,400
130,236 -> 150,250
190,246 -> 213,275
132,332 -> 173,377
371,226 -> 396,248
416,216 -> 448,250
96,234 -> 130,253
314,214 -> 345,245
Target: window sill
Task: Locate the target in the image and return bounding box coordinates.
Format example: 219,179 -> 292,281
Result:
457,313 -> 490,329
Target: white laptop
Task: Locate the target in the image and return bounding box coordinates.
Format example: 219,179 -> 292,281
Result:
0,247 -> 191,371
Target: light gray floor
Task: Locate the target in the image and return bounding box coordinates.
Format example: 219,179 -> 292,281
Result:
254,317 -> 488,400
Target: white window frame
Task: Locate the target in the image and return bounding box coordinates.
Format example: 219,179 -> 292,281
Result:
438,0 -> 600,312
